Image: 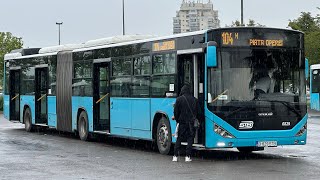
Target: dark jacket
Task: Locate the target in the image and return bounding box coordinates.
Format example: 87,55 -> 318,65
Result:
174,85 -> 200,124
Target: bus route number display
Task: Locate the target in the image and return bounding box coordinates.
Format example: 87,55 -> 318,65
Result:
221,32 -> 284,47
153,40 -> 175,52
222,32 -> 239,46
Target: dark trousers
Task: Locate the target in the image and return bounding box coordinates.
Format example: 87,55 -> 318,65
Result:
174,123 -> 194,157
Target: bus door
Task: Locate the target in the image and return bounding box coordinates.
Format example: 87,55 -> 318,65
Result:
9,69 -> 20,121
35,67 -> 48,125
177,52 -> 205,144
178,54 -> 194,92
93,62 -> 110,133
310,66 -> 320,111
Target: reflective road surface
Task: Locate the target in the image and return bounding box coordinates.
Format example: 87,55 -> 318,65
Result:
0,111 -> 320,180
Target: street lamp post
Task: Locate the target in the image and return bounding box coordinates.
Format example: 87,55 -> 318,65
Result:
241,0 -> 244,26
56,22 -> 63,45
122,0 -> 125,35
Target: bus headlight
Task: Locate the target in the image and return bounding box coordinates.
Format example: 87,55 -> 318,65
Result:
295,123 -> 307,136
214,123 -> 235,138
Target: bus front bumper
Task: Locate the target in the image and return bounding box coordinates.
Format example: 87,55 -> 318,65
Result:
205,134 -> 307,149
204,114 -> 308,149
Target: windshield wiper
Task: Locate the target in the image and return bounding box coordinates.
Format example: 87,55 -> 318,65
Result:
255,99 -> 302,118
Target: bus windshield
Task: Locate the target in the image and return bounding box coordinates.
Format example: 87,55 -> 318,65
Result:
207,47 -> 307,130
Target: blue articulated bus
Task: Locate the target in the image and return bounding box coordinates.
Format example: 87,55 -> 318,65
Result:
310,64 -> 320,111
3,27 -> 307,154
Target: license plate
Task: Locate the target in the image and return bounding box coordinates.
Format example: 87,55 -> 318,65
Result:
256,141 -> 277,147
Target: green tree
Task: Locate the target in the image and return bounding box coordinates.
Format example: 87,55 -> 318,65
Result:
288,10 -> 320,65
231,20 -> 241,27
247,19 -> 256,27
246,19 -> 265,27
305,31 -> 320,65
226,19 -> 265,27
288,12 -> 320,33
0,32 -> 23,86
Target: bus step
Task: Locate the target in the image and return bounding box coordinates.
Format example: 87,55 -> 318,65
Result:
10,120 -> 21,123
93,130 -> 110,135
181,142 -> 205,149
35,123 -> 48,127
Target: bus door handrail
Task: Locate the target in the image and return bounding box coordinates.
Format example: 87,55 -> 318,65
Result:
37,94 -> 47,102
11,94 -> 20,101
96,93 -> 109,104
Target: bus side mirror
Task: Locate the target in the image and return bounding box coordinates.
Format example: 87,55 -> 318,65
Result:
207,42 -> 217,68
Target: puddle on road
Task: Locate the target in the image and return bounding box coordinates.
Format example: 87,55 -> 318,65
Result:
2,139 -> 49,151
286,155 -> 308,158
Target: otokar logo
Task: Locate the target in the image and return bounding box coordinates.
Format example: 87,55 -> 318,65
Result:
239,121 -> 254,129
258,112 -> 273,117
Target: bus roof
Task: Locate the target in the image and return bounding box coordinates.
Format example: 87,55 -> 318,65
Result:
209,27 -> 304,34
73,30 -> 207,52
39,44 -> 85,54
4,48 -> 40,60
83,35 -> 157,48
311,64 -> 320,70
5,30 -> 207,60
5,27 -> 302,60
4,52 -> 22,60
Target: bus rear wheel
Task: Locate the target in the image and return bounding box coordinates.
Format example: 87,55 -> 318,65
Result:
24,108 -> 33,132
156,118 -> 172,155
78,111 -> 89,141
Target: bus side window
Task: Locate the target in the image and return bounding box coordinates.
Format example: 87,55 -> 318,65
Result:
111,58 -> 132,97
151,53 -> 177,98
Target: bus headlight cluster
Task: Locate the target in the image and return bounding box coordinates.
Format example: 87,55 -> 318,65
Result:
295,123 -> 307,136
214,123 -> 235,138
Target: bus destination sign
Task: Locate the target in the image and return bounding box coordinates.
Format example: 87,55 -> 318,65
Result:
221,32 -> 288,47
153,40 -> 175,52
249,39 -> 283,47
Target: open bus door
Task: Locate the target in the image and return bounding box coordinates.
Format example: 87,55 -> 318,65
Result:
93,60 -> 111,133
177,49 -> 205,145
9,69 -> 20,121
35,66 -> 48,125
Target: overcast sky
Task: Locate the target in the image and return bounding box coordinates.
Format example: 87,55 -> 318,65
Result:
0,0 -> 319,48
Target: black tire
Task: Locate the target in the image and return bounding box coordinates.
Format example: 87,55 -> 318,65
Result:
156,117 -> 172,155
24,108 -> 33,132
78,111 -> 89,141
237,147 -> 264,153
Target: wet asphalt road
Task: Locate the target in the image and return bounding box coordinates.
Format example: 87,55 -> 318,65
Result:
0,112 -> 320,180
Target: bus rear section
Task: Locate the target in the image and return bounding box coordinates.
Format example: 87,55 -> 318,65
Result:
205,28 -> 307,151
310,64 -> 320,111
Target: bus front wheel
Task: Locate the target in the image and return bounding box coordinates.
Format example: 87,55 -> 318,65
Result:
24,108 -> 33,132
156,117 -> 172,155
78,111 -> 89,141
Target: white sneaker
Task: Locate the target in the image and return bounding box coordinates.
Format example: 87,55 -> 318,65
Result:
185,156 -> 192,162
172,156 -> 178,162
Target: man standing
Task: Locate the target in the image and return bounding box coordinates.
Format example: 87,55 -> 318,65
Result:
172,84 -> 200,162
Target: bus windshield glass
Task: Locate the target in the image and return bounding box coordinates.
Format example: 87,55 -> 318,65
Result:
209,48 -> 306,102
207,47 -> 306,130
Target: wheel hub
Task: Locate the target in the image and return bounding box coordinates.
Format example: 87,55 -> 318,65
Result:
158,125 -> 168,146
